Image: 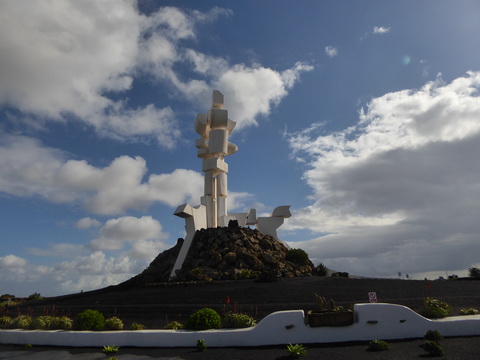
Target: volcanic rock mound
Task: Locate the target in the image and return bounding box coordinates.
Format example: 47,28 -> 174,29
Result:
128,226 -> 313,285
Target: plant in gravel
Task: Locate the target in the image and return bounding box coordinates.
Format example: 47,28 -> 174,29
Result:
0,316 -> 12,328
105,316 -> 124,330
103,345 -> 119,354
367,340 -> 389,351
9,315 -> 32,329
422,340 -> 444,357
165,321 -> 183,330
74,309 -> 105,331
286,343 -> 307,357
459,307 -> 479,315
185,308 -> 221,330
420,298 -> 451,319
196,339 -> 207,352
24,344 -> 32,350
50,316 -> 73,330
30,315 -> 54,329
424,330 -> 444,343
130,322 -> 146,330
222,312 -> 256,328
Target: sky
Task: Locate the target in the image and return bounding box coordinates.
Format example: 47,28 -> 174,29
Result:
1,0 -> 480,296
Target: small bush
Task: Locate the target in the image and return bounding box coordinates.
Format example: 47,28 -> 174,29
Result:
27,293 -> 42,301
314,263 -> 328,276
185,308 -> 221,331
0,316 -> 12,329
285,248 -> 310,266
469,267 -> 480,279
367,340 -> 389,351
9,315 -> 32,329
74,309 -> 105,331
232,269 -> 260,280
105,316 -> 124,330
222,313 -> 256,328
286,343 -> 307,357
196,339 -> 207,352
420,298 -> 451,319
424,330 -> 444,343
165,321 -> 183,330
30,316 -> 54,330
459,307 -> 479,315
130,322 -> 145,331
103,345 -> 119,354
422,340 -> 444,357
50,316 -> 73,330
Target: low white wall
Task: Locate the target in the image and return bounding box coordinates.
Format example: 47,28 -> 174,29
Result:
1,304 -> 480,348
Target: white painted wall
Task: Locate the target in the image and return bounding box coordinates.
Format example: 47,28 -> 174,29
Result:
1,304 -> 480,348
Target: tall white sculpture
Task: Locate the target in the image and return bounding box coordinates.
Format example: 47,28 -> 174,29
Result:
170,90 -> 291,279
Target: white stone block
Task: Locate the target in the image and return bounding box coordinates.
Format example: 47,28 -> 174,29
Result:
203,158 -> 228,173
272,205 -> 292,218
212,90 -> 224,109
217,172 -> 228,197
194,113 -> 208,136
246,208 -> 257,225
208,129 -> 229,155
208,108 -> 229,129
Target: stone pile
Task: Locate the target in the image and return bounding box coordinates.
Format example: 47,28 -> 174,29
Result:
127,226 -> 313,285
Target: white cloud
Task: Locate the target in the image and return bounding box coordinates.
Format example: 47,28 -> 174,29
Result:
0,135 -> 204,214
0,1 -> 311,144
88,216 -> 168,253
325,46 -> 338,58
287,71 -> 480,278
0,254 -> 27,268
76,217 -> 101,229
373,26 -> 391,34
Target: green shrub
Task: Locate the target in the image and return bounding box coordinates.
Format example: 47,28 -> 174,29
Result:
50,316 -> 73,330
459,307 -> 479,315
74,309 -> 105,331
27,293 -> 42,301
285,248 -> 310,266
196,339 -> 207,352
314,263 -> 328,276
420,298 -> 451,319
130,322 -> 145,331
185,308 -> 221,330
367,340 -> 389,351
232,269 -> 260,280
469,267 -> 480,279
286,343 -> 307,357
105,316 -> 124,330
424,330 -> 444,343
0,316 -> 12,329
9,315 -> 32,329
422,340 -> 444,357
102,345 -> 119,354
222,313 -> 256,328
165,321 -> 183,330
30,316 -> 54,330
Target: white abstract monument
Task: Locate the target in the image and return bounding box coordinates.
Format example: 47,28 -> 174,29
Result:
170,90 -> 291,279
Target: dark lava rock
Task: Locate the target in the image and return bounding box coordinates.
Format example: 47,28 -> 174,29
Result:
123,227 -> 314,286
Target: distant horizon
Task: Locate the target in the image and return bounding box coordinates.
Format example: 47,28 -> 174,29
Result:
2,0 -> 480,297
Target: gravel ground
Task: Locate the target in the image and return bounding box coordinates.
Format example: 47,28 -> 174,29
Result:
2,336 -> 480,359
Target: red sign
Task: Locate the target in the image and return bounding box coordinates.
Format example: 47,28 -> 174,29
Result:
368,292 -> 378,303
